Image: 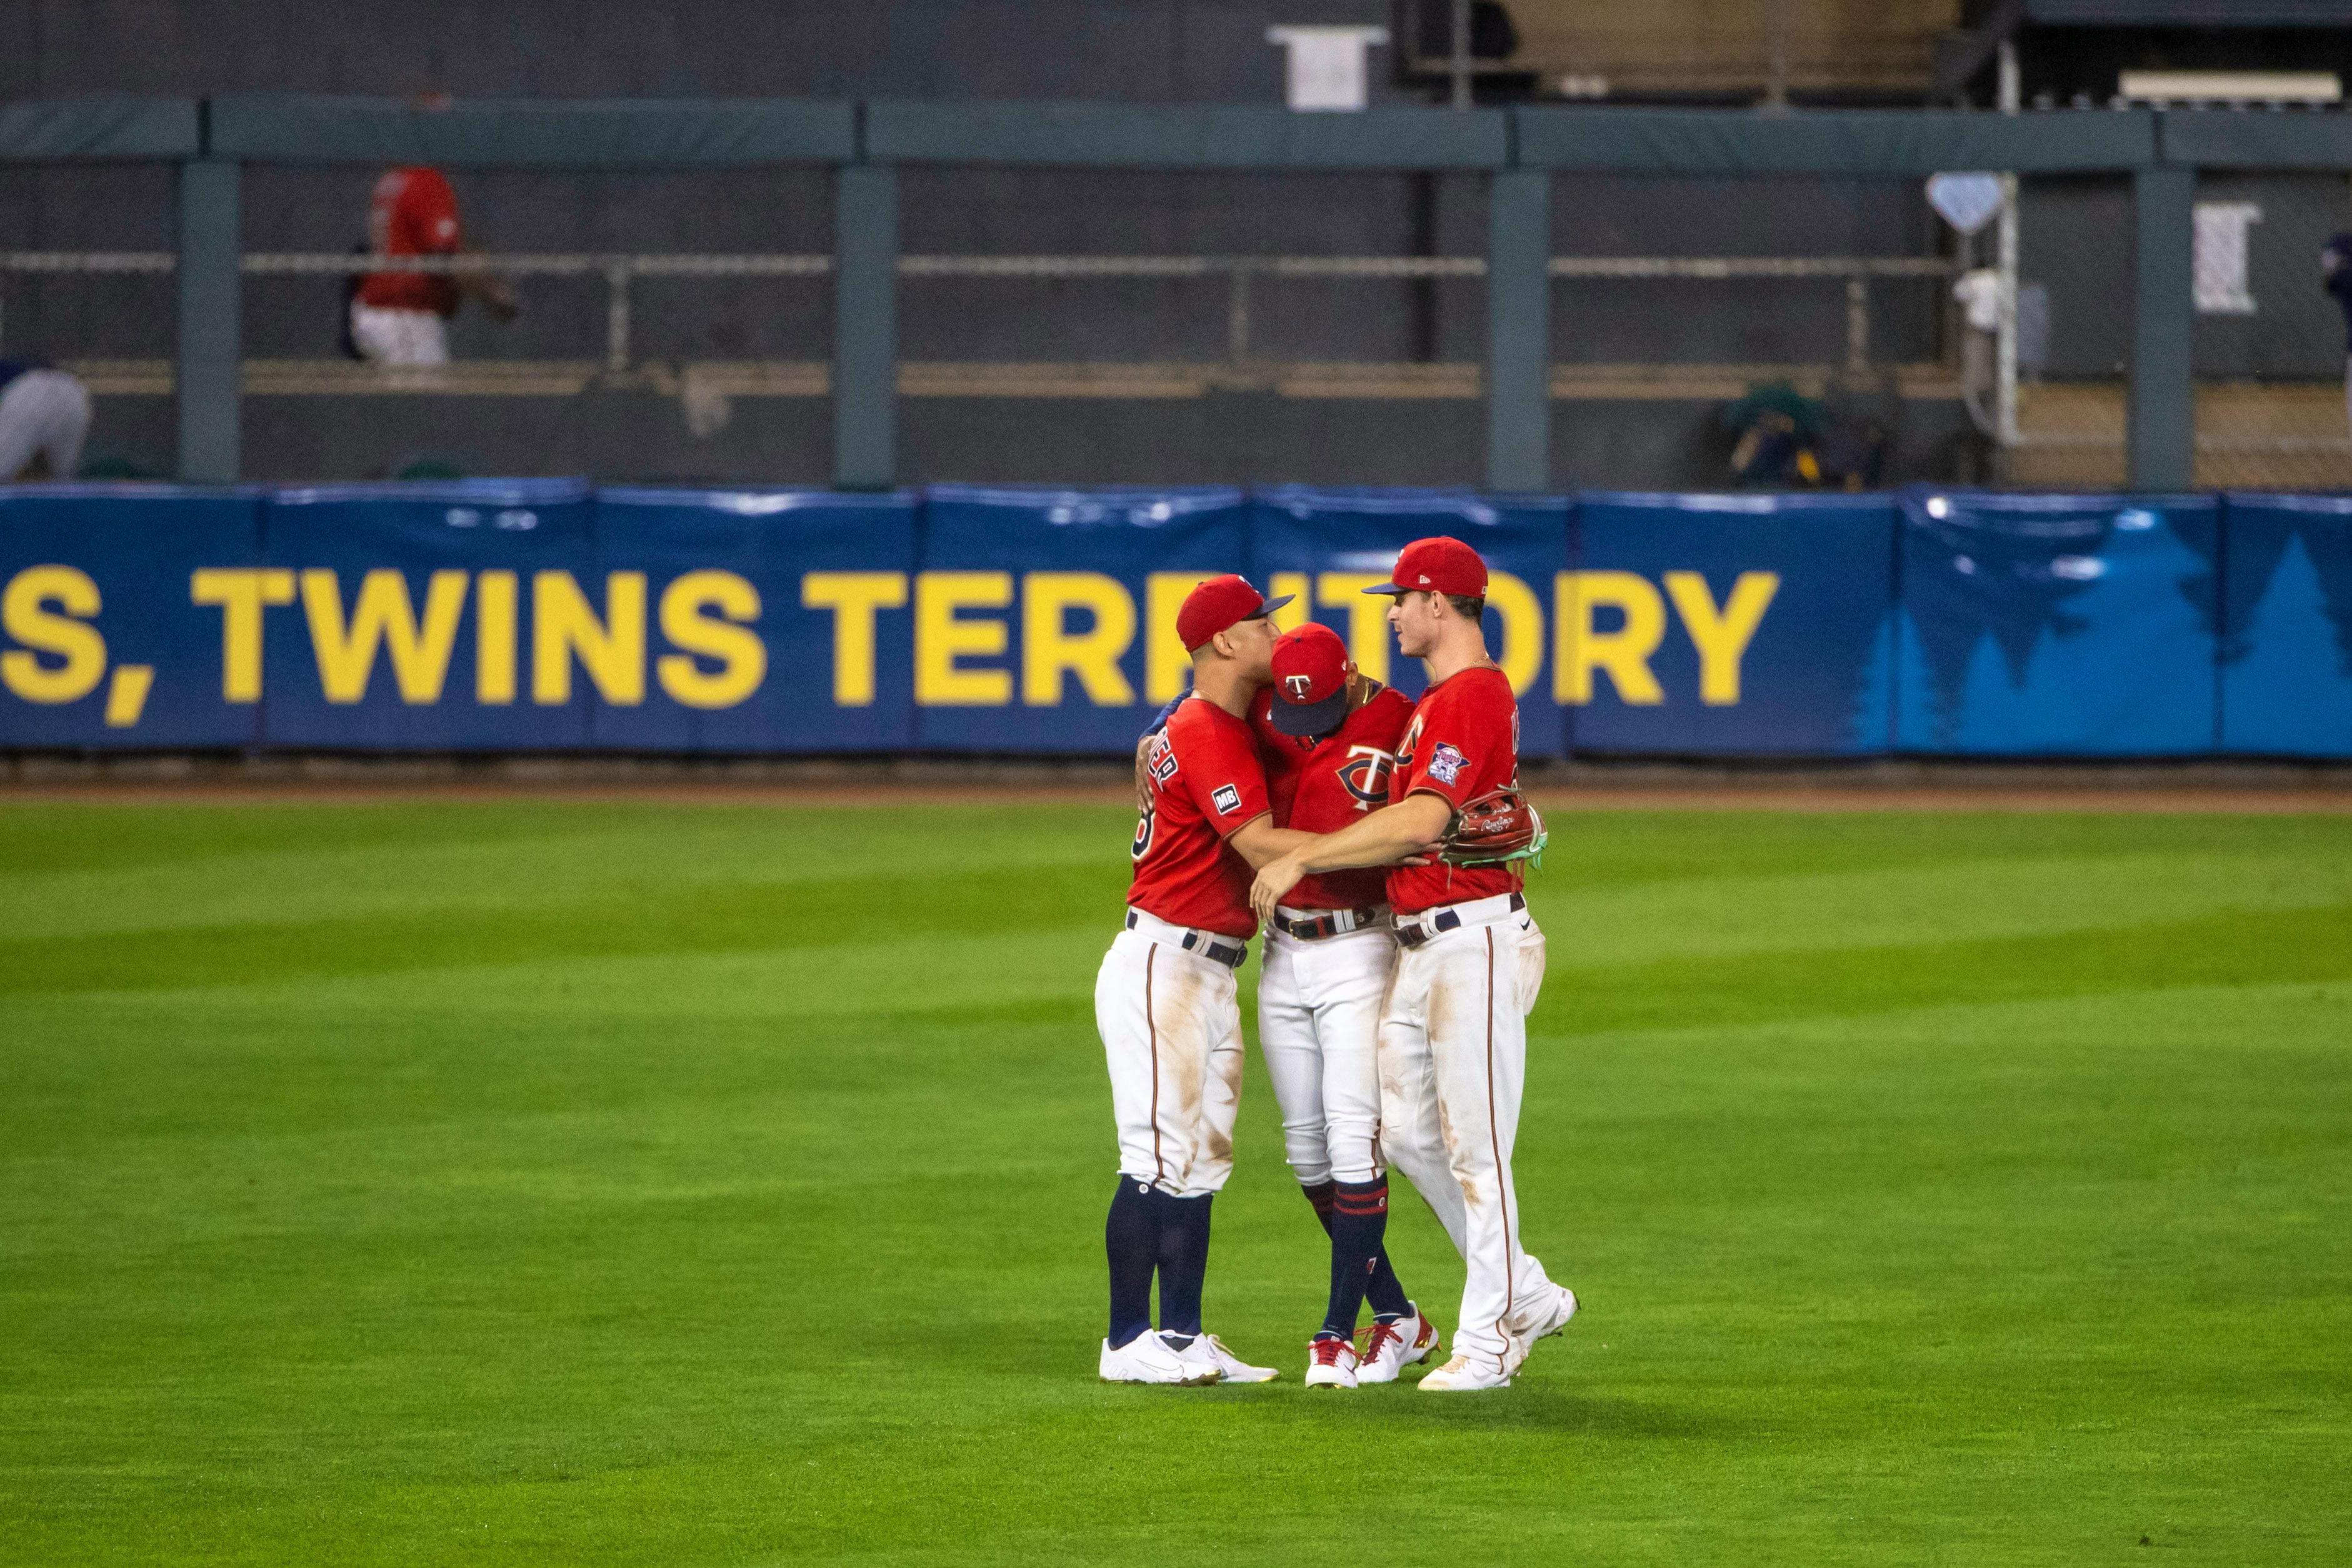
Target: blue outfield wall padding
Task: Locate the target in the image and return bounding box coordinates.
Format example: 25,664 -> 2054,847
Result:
0,484 -> 264,748
11,480 -> 2352,761
1569,492 -> 1897,757
591,487 -> 919,752
2218,494 -> 2352,759
1247,487 -> 1569,760
258,479 -> 598,751
913,485 -> 1251,754
1892,488 -> 2221,757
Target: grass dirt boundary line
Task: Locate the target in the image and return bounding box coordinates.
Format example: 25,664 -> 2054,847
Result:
3,756 -> 2349,813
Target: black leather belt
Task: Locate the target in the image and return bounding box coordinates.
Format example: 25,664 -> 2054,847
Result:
1272,906 -> 1386,942
1126,909 -> 1247,969
1394,891 -> 1524,950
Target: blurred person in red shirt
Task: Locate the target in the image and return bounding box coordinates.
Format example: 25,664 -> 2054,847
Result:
348,162 -> 518,366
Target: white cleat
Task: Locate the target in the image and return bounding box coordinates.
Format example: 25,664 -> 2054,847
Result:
1416,1350 -> 1514,1392
1304,1334 -> 1360,1389
1355,1306 -> 1441,1384
1501,1286 -> 1579,1378
1171,1332 -> 1279,1384
1099,1333 -> 1220,1386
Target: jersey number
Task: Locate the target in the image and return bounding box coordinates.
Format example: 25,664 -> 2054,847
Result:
1131,806 -> 1156,862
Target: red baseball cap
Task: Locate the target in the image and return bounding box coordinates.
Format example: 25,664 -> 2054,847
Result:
1268,622 -> 1352,737
1176,574 -> 1293,652
1361,536 -> 1488,599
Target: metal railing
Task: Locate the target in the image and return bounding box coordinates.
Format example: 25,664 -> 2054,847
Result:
0,247 -> 1953,383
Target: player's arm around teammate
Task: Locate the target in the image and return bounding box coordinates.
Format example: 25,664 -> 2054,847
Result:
1094,576 -> 1303,1387
1250,538 -> 1576,1392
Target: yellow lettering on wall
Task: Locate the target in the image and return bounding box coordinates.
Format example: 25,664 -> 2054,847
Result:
1023,572 -> 1137,706
104,665 -> 154,727
474,570 -> 518,705
1664,571 -> 1779,706
301,569 -> 468,705
915,571 -> 1013,706
1484,571 -> 1544,697
658,571 -> 766,709
801,572 -> 908,707
1144,572 -> 1217,702
534,571 -> 646,706
1269,573 -> 1311,633
1316,573 -> 1392,686
1,566 -> 106,705
1558,570 -> 1666,705
189,567 -> 294,702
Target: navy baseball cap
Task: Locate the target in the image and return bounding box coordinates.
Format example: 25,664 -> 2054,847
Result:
1268,622 -> 1351,737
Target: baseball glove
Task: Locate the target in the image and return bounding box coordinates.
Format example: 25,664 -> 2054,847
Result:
1438,787 -> 1547,867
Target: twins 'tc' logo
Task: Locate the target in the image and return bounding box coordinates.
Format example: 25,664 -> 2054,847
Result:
1337,745 -> 1394,809
1284,674 -> 1314,701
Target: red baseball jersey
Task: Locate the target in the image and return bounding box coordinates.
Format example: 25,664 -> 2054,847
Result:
1386,665 -> 1523,916
1250,684 -> 1414,911
358,167 -> 462,314
1126,694 -> 1273,939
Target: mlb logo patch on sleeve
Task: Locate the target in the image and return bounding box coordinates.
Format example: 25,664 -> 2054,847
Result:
1428,744 -> 1468,786
1211,784 -> 1242,815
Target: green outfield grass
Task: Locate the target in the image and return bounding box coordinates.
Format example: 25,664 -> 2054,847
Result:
3,797 -> 2349,1566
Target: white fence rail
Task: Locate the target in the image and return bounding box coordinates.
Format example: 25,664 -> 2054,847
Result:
0,248 -> 1954,381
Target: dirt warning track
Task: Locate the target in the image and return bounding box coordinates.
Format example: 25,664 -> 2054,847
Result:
3,757 -> 2348,813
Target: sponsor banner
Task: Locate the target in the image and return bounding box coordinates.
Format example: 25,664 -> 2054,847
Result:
1893,489 -> 2221,756
2218,494 -> 2352,758
260,480 -> 599,750
0,484 -> 263,749
1571,492 -> 1895,756
913,486 -> 1250,753
592,488 -> 919,752
1247,487 -> 1569,758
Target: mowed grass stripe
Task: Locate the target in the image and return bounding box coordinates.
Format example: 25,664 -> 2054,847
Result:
8,837 -> 2344,1002
1532,901 -> 2352,1037
1531,849 -> 2349,967
1,804 -> 1113,942
9,803 -> 2349,943
0,862 -> 1129,996
10,875 -> 2346,1053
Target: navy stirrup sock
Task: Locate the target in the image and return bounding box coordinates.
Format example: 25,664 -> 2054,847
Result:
1302,1179 -> 1412,1324
1319,1177 -> 1389,1339
1363,1254 -> 1412,1322
1104,1177 -> 1159,1348
1151,1190 -> 1214,1341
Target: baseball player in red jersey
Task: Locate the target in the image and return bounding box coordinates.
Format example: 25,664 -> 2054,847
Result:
1251,625 -> 1444,1388
350,164 -> 516,367
1095,575 -> 1303,1386
1251,537 -> 1578,1391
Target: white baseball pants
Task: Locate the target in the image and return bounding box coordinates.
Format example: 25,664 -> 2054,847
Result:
1257,915 -> 1396,1187
349,302 -> 451,367
1378,897 -> 1558,1369
0,369 -> 91,481
1095,919 -> 1244,1199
